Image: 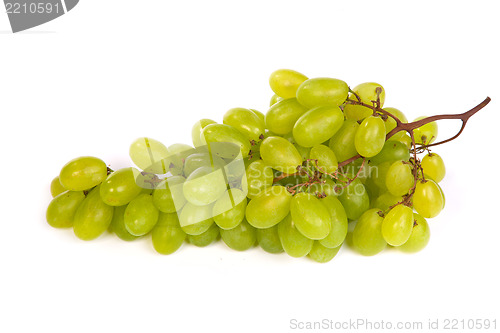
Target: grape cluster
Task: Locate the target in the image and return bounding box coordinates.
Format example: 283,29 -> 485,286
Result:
47,69 -> 450,263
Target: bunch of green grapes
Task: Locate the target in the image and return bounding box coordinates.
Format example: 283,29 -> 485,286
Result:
46,69 -> 451,262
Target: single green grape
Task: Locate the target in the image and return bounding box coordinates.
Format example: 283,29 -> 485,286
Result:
46,190 -> 86,228
381,205 -> 414,246
220,219 -> 256,251
109,205 -> 139,241
344,82 -> 386,121
413,179 -> 444,218
223,107 -> 265,142
187,223 -> 220,247
369,140 -> 410,165
372,192 -> 401,211
290,193 -> 331,240
124,193 -> 159,236
73,186 -> 114,240
292,105 -> 344,147
265,98 -> 308,135
153,176 -> 186,213
269,69 -> 308,98
256,224 -> 283,254
246,185 -> 292,228
355,115 -> 386,157
152,213 -> 186,255
309,145 -> 338,174
352,208 -> 387,256
319,195 -> 348,249
382,107 -> 408,140
50,176 -> 67,198
183,166 -> 227,206
308,242 -> 341,263
213,189 -> 247,229
178,202 -> 214,235
296,77 -> 349,108
329,119 -> 359,163
278,214 -> 313,257
385,160 -> 414,196
99,167 -> 142,206
399,213 -> 430,253
59,156 -> 108,191
183,152 -> 225,177
201,123 -> 251,158
129,137 -> 170,173
269,94 -> 284,106
337,178 -> 370,220
421,153 -> 446,183
413,116 -> 438,144
192,119 -> 216,147
245,160 -> 274,199
260,136 -> 302,174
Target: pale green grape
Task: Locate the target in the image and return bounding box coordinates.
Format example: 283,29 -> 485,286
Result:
370,161 -> 392,191
381,205 -> 413,246
269,69 -> 308,98
307,177 -> 336,197
245,160 -> 274,199
265,98 -> 308,135
50,176 -> 67,198
399,213 -> 430,253
337,179 -> 370,220
129,137 -> 170,173
290,193 -> 331,240
413,179 -> 444,218
260,136 -> 302,174
319,196 -> 348,248
372,192 -> 401,211
59,156 -> 108,191
385,160 -> 414,196
383,107 -> 408,140
223,107 -> 265,142
183,152 -> 225,177
213,189 -> 247,229
355,115 -> 386,157
369,141 -> 410,165
201,124 -> 251,158
192,119 -> 216,147
73,186 -> 114,240
168,143 -> 196,167
352,208 -> 387,256
124,193 -> 159,236
296,77 -> 349,108
179,202 -> 214,235
309,145 -> 338,173
183,166 -> 227,206
100,167 -> 142,206
249,109 -> 265,123
344,82 -> 386,121
256,224 -> 283,254
246,185 -> 292,228
421,153 -> 446,183
220,219 -> 256,251
278,214 -> 313,257
109,205 -> 139,241
269,94 -> 284,106
152,176 -> 186,213
329,119 -> 359,162
46,190 -> 85,228
152,213 -> 186,255
413,116 -> 438,144
292,105 -> 344,147
308,242 -> 341,263
187,223 -> 220,247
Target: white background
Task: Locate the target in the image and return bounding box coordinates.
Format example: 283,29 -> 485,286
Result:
1,1 -> 499,332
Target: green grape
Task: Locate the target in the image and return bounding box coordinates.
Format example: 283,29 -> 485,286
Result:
385,160 -> 414,196
59,156 -> 108,191
269,94 -> 284,106
152,213 -> 186,255
397,133 -> 413,149
246,185 -> 292,228
363,174 -> 381,200
370,161 -> 392,191
278,214 -> 313,257
372,192 -> 401,211
152,176 -> 186,213
129,137 -> 170,172
307,177 -> 336,197
192,119 -> 216,147
337,179 -> 370,220
220,219 -> 256,251
249,109 -> 265,123
213,189 -> 247,229
308,242 -> 341,263
290,193 -> 331,240
413,179 -> 444,218
355,115 -> 386,157
187,223 -> 220,247
109,205 -> 139,241
292,105 -> 344,147
269,69 -> 308,98
46,190 -> 85,228
294,143 -> 311,161
296,77 -> 349,108
383,107 -> 408,140
399,213 -> 430,253
99,167 -> 142,206
168,143 -> 196,162
256,224 -> 283,254
183,152 -> 225,177
319,196 -> 348,248
50,176 -> 67,198
413,116 -> 438,144
260,136 -> 302,174
369,141 -> 410,165
344,82 -> 386,121
201,123 -> 251,158
124,193 -> 159,236
329,119 -> 359,162
381,205 -> 413,246
309,145 -> 338,173
421,153 -> 446,183
352,208 -> 387,256
223,107 -> 265,142
265,98 -> 308,135
73,187 -> 114,240
183,166 -> 227,206
179,202 -> 214,235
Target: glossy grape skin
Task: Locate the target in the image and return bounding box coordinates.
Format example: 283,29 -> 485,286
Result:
201,124 -> 251,158
256,224 -> 283,254
223,107 -> 265,142
355,116 -> 386,157
129,137 -> 171,173
269,94 -> 284,106
399,213 -> 430,253
187,223 -> 220,247
413,179 -> 444,218
183,166 -> 227,206
99,167 -> 142,206
179,202 -> 214,235
372,192 -> 401,211
265,98 -> 308,135
152,213 -> 186,255
124,193 -> 159,236
245,160 -> 274,199
344,82 -> 386,121
213,189 -> 247,229
309,145 -> 338,174
220,219 -> 256,251
260,136 -> 302,174
246,185 -> 292,228
278,214 -> 313,258
46,190 -> 85,228
329,119 -> 359,162
269,69 -> 308,98
249,109 -> 265,124
290,193 -> 331,240
352,209 -> 387,256
369,141 -> 410,165
292,106 -> 344,147
319,196 -> 348,248
153,176 -> 186,213
50,176 -> 67,198
383,107 -> 408,140
413,116 -> 438,144
73,187 -> 114,241
296,77 -> 349,108
59,156 -> 108,191
109,205 -> 139,241
421,153 -> 446,183
308,242 -> 341,263
192,119 -> 217,147
385,160 -> 414,196
381,205 -> 414,246
337,179 -> 370,220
